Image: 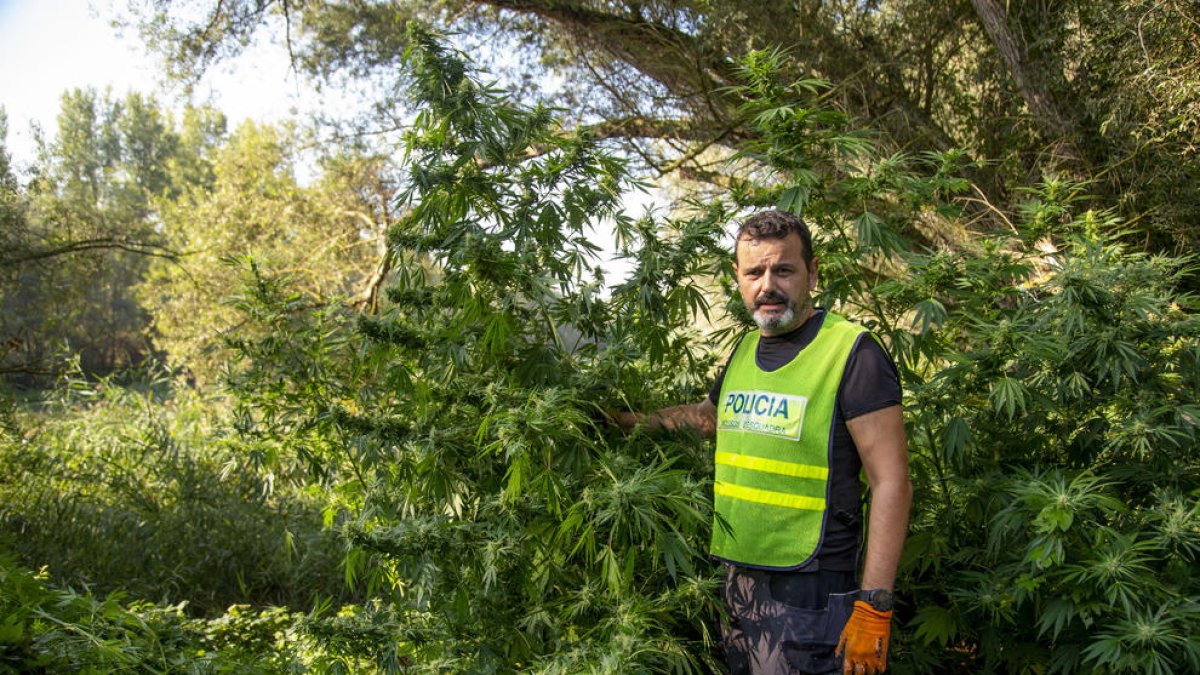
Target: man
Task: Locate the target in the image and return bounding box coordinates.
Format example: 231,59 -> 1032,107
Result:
611,211 -> 912,674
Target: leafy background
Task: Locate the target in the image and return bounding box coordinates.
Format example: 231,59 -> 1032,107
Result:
2,5 -> 1199,673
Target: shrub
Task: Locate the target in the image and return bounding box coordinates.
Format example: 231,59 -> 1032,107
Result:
0,366 -> 352,616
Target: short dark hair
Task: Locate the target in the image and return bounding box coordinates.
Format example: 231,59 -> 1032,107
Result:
736,210 -> 814,265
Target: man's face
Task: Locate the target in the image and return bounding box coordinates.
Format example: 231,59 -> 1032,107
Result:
734,232 -> 818,336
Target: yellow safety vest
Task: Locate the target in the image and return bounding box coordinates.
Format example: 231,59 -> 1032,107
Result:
711,312 -> 866,568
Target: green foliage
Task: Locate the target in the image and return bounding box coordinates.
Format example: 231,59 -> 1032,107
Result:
894,224 -> 1200,673
8,17 -> 1197,673
125,0 -> 1200,267
2,89 -> 391,385
0,553 -> 310,672
0,90 -> 217,379
139,121 -> 389,384
0,110 -> 20,254
725,49 -> 1200,674
0,367 -> 352,617
732,54 -> 1200,673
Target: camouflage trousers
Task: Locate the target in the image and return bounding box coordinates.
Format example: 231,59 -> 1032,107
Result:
720,564 -> 857,675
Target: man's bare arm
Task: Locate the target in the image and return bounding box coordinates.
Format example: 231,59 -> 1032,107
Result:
847,404 -> 912,592
609,399 -> 717,438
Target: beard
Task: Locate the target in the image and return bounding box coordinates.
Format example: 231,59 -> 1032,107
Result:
751,291 -> 798,333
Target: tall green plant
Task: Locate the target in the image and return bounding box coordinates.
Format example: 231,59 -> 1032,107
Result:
225,25 -> 728,673
893,215 -> 1200,674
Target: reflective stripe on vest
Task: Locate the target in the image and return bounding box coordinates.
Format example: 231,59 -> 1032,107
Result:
715,451 -> 829,481
710,312 -> 866,569
713,481 -> 826,511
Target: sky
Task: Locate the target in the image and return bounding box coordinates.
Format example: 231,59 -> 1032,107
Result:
0,0 -> 309,169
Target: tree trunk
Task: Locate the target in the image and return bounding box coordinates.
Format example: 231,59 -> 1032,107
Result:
970,0 -> 1087,168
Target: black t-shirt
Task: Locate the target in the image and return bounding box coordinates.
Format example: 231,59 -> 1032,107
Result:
707,309 -> 902,571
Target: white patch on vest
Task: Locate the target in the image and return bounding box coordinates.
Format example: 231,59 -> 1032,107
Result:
718,390 -> 807,440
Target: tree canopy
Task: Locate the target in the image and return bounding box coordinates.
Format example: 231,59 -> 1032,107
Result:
0,89 -> 394,381
128,0 -> 1200,253
0,90 -> 190,375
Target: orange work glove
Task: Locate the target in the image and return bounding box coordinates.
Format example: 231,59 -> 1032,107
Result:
837,600 -> 893,674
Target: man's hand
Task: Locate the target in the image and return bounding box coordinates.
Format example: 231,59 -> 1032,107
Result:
607,400 -> 716,437
837,600 -> 892,674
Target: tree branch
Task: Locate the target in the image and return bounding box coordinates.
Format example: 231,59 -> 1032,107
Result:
579,116 -> 744,144
2,238 -> 181,266
471,0 -> 961,159
475,0 -> 741,116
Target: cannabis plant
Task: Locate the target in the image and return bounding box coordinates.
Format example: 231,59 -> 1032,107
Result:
224,25 -> 728,674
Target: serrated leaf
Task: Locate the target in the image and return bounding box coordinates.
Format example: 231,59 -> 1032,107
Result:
1037,597 -> 1076,640
911,604 -> 958,646
989,376 -> 1027,420
913,298 -> 947,334
943,416 -> 971,465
